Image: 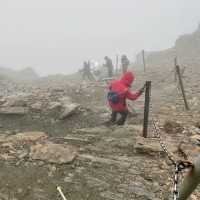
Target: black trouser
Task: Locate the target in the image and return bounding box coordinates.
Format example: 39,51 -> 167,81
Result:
111,110 -> 128,125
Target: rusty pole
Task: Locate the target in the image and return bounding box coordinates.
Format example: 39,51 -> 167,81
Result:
143,81 -> 151,138
175,65 -> 189,110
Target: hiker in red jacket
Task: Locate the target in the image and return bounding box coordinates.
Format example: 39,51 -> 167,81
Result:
107,71 -> 145,125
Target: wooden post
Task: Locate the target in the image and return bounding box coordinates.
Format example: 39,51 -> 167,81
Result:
143,81 -> 151,138
142,50 -> 146,72
175,65 -> 189,110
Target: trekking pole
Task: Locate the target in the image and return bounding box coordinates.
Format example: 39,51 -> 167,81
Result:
57,186 -> 68,200
143,81 -> 151,138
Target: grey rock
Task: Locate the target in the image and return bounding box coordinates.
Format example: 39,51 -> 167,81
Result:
30,102 -> 43,111
100,191 -> 123,200
128,185 -> 156,200
86,176 -> 110,191
59,103 -> 80,119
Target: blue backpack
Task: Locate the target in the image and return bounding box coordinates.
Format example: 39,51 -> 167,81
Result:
107,91 -> 120,104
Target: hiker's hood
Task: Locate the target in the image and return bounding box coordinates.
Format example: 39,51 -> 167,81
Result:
120,71 -> 135,87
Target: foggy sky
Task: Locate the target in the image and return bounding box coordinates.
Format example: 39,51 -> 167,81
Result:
0,0 -> 200,76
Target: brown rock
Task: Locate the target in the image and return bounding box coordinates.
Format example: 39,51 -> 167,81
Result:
30,143 -> 77,164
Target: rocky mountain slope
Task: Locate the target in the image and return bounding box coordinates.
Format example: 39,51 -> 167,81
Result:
135,24 -> 200,69
0,62 -> 200,200
0,26 -> 200,199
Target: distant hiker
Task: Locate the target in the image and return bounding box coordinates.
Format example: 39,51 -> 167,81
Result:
104,56 -> 114,78
82,61 -> 95,81
106,71 -> 145,126
121,54 -> 130,74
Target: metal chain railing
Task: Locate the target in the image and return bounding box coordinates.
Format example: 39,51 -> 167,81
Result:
147,81 -> 194,200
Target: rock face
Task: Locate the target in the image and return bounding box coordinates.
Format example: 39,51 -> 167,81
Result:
30,143 -> 77,164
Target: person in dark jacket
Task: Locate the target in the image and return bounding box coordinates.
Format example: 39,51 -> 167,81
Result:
107,71 -> 145,125
121,55 -> 130,74
104,56 -> 114,77
82,61 -> 95,81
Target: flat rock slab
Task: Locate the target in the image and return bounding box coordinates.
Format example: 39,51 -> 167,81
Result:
74,126 -> 109,135
134,137 -> 163,156
0,106 -> 28,115
0,132 -> 48,143
30,143 -> 78,164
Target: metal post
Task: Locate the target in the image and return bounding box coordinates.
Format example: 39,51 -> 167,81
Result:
142,50 -> 146,72
175,65 -> 189,110
143,81 -> 151,138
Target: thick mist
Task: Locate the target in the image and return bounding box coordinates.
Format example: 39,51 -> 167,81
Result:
0,0 -> 199,76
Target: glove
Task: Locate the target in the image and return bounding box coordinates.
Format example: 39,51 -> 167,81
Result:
139,84 -> 146,94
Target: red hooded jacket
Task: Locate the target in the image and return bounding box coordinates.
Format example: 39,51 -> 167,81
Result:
108,72 -> 141,112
